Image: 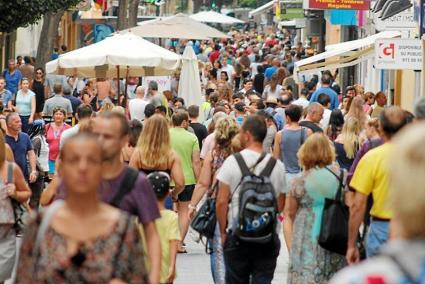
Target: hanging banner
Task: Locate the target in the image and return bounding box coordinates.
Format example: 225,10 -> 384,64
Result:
308,0 -> 370,10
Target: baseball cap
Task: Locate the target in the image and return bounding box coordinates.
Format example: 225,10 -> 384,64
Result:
147,171 -> 170,199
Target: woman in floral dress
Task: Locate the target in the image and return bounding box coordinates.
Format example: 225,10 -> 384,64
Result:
16,133 -> 148,284
285,133 -> 347,284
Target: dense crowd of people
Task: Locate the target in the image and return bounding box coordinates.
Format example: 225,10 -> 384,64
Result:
0,28 -> 425,284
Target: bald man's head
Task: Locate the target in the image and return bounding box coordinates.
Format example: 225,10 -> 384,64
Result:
380,106 -> 409,139
135,86 -> 145,98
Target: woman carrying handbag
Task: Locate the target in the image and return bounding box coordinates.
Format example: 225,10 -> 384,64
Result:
0,131 -> 31,284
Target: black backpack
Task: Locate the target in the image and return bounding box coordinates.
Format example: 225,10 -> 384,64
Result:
232,152 -> 278,244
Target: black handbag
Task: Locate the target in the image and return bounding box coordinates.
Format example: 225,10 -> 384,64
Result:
318,168 -> 349,255
190,183 -> 218,239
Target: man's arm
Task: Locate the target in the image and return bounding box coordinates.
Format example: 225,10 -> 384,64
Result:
27,150 -> 37,183
346,191 -> 367,265
143,221 -> 161,284
192,150 -> 201,180
67,101 -> 73,117
216,181 -> 231,245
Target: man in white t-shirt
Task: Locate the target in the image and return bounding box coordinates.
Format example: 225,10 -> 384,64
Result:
129,86 -> 149,121
317,93 -> 332,130
292,88 -> 310,109
216,115 -> 287,284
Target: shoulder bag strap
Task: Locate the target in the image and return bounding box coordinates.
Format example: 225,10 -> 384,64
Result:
110,168 -> 140,208
260,156 -> 277,177
324,167 -> 344,201
300,127 -> 306,146
7,162 -> 14,183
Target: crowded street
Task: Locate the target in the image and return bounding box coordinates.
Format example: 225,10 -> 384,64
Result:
0,0 -> 425,283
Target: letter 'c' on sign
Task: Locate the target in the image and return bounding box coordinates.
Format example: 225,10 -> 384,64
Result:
379,43 -> 395,59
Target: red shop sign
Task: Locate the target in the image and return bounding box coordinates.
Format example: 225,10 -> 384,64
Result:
309,0 -> 370,10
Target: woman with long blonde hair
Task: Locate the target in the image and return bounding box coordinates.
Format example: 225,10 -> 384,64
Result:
188,116 -> 239,284
334,117 -> 361,170
129,114 -> 184,196
345,96 -> 369,128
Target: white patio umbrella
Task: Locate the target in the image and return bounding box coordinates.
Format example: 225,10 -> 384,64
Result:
120,13 -> 229,40
178,43 -> 202,108
190,11 -> 244,24
46,32 -> 180,78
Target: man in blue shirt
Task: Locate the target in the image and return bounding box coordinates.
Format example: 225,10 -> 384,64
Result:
264,58 -> 280,80
63,85 -> 81,116
0,77 -> 13,109
309,74 -> 339,110
2,59 -> 22,95
5,112 -> 37,183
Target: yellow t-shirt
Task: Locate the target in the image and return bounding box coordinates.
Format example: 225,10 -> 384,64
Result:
156,209 -> 181,283
350,143 -> 394,219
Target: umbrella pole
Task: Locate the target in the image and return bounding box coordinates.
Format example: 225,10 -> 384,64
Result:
116,66 -> 121,105
123,66 -> 130,107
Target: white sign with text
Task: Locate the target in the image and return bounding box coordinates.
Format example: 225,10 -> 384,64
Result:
375,39 -> 423,70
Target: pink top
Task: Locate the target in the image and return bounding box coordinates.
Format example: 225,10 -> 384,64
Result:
45,123 -> 70,161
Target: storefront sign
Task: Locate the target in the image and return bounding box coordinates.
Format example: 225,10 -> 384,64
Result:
375,39 -> 423,70
374,5 -> 416,31
308,0 -> 370,10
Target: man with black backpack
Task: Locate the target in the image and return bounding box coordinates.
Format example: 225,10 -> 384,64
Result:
216,115 -> 287,284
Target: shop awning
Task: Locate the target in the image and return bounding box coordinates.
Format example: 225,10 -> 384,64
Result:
249,0 -> 303,19
294,31 -> 401,82
249,1 -> 276,17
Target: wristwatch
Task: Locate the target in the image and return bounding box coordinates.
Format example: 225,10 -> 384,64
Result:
188,204 -> 196,210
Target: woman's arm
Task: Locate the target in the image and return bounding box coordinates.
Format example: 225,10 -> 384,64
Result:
283,195 -> 299,252
273,131 -> 281,160
40,175 -> 60,206
10,163 -> 31,203
189,151 -> 213,218
170,152 -> 185,196
29,95 -> 36,124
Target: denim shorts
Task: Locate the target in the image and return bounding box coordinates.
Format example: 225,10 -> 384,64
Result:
366,220 -> 389,258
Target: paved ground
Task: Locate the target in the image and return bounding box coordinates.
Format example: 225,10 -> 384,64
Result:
175,229 -> 289,284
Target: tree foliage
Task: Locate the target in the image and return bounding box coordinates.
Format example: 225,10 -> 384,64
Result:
0,0 -> 81,32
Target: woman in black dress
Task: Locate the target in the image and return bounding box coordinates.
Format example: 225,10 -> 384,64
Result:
32,67 -> 46,115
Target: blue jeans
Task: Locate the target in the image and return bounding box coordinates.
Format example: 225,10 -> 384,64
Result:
366,220 -> 389,257
20,115 -> 30,133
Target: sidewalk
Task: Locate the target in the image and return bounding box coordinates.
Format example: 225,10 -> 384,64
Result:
175,229 -> 288,284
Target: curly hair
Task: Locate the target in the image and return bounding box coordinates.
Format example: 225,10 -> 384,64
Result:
214,117 -> 239,157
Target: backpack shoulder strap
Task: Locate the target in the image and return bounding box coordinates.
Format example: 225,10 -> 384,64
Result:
234,152 -> 251,177
7,162 -> 14,183
110,167 -> 140,208
260,156 -> 277,177
300,127 -> 307,145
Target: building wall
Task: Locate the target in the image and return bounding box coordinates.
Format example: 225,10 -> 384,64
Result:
15,21 -> 43,58
399,70 -> 416,112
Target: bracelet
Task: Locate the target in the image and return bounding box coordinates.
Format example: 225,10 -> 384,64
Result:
188,204 -> 196,210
